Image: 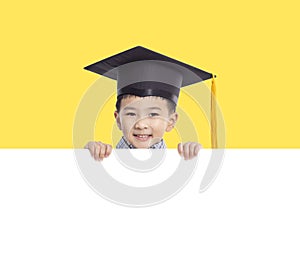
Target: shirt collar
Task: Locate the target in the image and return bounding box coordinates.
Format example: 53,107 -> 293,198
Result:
116,136 -> 166,149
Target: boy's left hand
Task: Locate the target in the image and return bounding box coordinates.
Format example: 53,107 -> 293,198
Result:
177,142 -> 202,160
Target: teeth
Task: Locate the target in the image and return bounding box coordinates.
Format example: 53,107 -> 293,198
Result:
134,134 -> 151,139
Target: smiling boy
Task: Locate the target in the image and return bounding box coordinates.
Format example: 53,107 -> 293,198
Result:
85,94 -> 201,160
84,46 -> 214,161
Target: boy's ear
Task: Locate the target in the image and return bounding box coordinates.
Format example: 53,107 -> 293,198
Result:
114,111 -> 121,130
166,112 -> 178,132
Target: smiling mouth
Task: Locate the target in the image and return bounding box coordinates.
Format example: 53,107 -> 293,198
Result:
133,134 -> 153,141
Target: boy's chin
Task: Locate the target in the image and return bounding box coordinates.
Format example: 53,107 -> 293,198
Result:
131,140 -> 153,149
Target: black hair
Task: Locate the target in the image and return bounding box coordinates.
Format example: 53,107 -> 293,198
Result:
115,94 -> 176,114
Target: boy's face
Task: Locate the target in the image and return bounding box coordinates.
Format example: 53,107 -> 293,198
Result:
114,96 -> 178,148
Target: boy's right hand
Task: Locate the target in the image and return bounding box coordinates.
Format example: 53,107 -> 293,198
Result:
84,141 -> 112,161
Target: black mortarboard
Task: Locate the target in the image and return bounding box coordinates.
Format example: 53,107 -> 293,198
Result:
84,46 -> 218,148
84,46 -> 213,105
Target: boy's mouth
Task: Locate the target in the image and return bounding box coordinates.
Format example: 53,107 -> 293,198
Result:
133,134 -> 152,141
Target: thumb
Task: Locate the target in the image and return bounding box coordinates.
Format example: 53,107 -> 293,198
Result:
177,143 -> 183,156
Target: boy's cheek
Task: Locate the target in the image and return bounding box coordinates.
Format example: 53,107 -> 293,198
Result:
122,121 -> 135,132
153,119 -> 169,130
119,118 -> 131,129
119,123 -> 134,138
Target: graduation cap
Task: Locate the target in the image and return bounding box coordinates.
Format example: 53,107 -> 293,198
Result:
84,46 -> 218,148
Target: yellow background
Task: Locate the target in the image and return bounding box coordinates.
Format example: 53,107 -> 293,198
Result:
1,0 -> 299,148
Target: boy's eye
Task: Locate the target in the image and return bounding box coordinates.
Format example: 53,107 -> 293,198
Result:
149,113 -> 160,117
125,112 -> 136,116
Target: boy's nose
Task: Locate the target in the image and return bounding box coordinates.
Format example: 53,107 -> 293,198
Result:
134,118 -> 149,129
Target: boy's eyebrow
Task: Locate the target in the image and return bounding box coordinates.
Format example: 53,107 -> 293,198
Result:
123,107 -> 137,111
147,107 -> 162,111
122,106 -> 162,111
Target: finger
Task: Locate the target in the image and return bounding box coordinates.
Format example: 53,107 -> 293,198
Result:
99,143 -> 106,160
177,143 -> 183,156
94,143 -> 101,161
86,142 -> 94,157
183,142 -> 191,160
189,143 -> 197,159
105,145 -> 112,158
189,143 -> 201,159
194,143 -> 202,156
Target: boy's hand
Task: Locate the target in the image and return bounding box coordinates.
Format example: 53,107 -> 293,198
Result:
177,142 -> 202,160
84,141 -> 112,161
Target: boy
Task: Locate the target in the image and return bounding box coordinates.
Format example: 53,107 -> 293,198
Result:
85,94 -> 201,160
84,46 -> 214,161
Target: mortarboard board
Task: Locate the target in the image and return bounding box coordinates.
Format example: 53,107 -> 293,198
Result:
84,46 -> 218,148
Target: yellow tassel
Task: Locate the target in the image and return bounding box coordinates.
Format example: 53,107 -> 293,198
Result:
211,76 -> 218,148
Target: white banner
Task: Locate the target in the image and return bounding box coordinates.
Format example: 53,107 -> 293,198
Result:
0,149 -> 299,265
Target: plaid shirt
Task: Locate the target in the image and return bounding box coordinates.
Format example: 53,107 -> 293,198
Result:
116,136 -> 166,149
